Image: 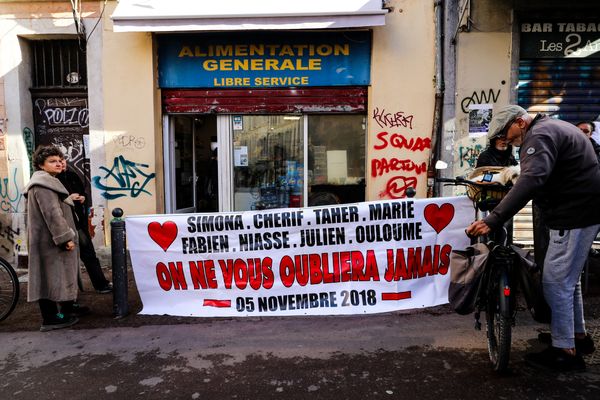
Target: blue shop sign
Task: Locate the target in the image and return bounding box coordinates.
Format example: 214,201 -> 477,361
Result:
157,31 -> 371,88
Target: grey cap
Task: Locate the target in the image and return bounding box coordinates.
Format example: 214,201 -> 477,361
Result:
487,105 -> 528,141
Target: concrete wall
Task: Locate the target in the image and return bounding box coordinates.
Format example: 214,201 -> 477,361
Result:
0,0 -> 439,262
450,0 -> 513,179
97,3 -> 159,234
0,1 -> 105,263
367,0 -> 436,200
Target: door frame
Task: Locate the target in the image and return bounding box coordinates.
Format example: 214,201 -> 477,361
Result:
164,114 -> 232,213
163,114 -> 197,213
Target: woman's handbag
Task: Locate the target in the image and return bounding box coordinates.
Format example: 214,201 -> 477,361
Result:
448,243 -> 490,315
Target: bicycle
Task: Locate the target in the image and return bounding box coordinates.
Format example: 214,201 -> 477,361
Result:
437,173 -> 517,372
0,257 -> 19,322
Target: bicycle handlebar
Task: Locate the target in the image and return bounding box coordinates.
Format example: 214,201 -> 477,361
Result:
434,177 -> 511,192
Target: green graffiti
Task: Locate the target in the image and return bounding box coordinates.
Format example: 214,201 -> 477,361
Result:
23,127 -> 34,175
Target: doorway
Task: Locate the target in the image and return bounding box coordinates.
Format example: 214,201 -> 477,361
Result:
167,114 -> 218,213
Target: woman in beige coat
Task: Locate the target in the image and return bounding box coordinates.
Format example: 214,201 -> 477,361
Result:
24,145 -> 84,331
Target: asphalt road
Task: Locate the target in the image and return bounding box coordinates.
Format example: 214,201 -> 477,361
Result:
2,309 -> 600,399
2,264 -> 600,399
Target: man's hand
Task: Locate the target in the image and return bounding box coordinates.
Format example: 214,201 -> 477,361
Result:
466,220 -> 491,237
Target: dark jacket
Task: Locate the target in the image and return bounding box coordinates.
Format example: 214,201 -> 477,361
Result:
476,141 -> 518,168
590,138 -> 600,165
484,115 -> 600,230
57,169 -> 88,230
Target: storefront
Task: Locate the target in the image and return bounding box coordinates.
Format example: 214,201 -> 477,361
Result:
158,32 -> 371,213
518,20 -> 600,123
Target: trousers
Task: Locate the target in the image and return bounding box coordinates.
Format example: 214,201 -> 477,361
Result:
543,224 -> 600,349
78,228 -> 110,290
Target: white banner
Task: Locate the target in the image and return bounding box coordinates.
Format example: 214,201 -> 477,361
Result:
126,197 -> 472,317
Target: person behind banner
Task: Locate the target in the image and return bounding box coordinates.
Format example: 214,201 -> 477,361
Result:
24,145 -> 86,332
466,105 -> 600,372
57,158 -> 112,294
476,135 -> 518,168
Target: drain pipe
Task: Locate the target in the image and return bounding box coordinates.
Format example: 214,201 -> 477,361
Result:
428,0 -> 445,198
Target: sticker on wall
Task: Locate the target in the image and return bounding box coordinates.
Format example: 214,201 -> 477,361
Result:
233,116 -> 243,131
468,104 -> 493,137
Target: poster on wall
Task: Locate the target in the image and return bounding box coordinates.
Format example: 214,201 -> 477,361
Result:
468,104 -> 493,137
126,196 -> 472,317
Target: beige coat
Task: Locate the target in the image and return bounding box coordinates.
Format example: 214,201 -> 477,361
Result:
24,171 -> 79,302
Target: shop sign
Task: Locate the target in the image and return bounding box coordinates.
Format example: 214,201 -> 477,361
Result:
157,31 -> 371,88
126,196 -> 471,317
520,21 -> 600,58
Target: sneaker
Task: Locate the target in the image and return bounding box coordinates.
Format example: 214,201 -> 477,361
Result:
537,332 -> 595,355
40,314 -> 79,332
525,346 -> 586,372
97,283 -> 113,294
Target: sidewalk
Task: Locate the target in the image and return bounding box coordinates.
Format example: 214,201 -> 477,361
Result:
2,260 -> 600,399
2,306 -> 600,399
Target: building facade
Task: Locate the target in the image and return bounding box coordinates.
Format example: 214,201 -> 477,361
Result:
1,0 -> 599,264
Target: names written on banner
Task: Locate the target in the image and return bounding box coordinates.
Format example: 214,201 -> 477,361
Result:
126,197 -> 472,317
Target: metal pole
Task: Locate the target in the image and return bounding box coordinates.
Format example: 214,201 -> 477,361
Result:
111,207 -> 128,318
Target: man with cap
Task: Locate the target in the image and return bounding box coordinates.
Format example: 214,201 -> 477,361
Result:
466,105 -> 600,371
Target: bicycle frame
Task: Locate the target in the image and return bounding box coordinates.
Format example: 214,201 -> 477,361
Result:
437,176 -> 517,371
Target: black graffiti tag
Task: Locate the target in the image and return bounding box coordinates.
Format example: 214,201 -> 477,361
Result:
372,107 -> 414,130
460,89 -> 501,113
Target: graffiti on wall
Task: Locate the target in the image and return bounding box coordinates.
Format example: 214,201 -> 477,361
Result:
32,95 -> 91,203
371,107 -> 430,199
0,168 -> 23,213
34,97 -> 89,130
0,213 -> 26,265
23,127 -> 35,175
458,142 -> 484,169
93,155 -> 156,200
460,89 -> 501,113
112,134 -> 146,149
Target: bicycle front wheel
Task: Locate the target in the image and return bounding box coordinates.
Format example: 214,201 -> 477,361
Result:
0,258 -> 19,322
485,267 -> 513,372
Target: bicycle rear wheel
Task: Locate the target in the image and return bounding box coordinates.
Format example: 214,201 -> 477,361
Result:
0,258 -> 19,322
485,271 -> 512,372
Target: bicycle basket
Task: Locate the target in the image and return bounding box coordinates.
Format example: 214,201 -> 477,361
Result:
466,167 -> 509,203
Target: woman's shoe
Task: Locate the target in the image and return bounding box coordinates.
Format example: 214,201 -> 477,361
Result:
40,313 -> 79,332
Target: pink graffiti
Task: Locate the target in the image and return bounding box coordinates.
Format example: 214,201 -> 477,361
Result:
371,158 -> 427,178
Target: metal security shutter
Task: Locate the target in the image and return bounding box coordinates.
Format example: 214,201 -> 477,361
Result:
518,59 -> 600,123
162,87 -> 367,114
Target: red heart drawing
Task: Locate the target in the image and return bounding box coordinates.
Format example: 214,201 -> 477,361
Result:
424,203 -> 455,234
148,221 -> 178,252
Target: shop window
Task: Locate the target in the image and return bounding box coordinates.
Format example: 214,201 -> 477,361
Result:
233,115 -> 304,211
307,115 -> 366,206
232,114 -> 366,211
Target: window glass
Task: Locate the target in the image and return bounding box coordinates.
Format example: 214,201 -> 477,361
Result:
173,116 -> 195,210
233,115 -> 304,211
308,115 -> 366,205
